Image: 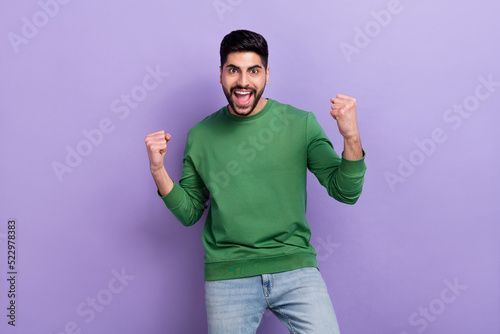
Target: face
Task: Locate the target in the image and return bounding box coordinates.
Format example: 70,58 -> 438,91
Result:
220,52 -> 269,117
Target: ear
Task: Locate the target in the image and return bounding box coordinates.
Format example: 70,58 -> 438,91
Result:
219,66 -> 223,84
265,66 -> 270,85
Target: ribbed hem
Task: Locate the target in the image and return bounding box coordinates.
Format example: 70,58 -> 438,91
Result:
204,252 -> 318,281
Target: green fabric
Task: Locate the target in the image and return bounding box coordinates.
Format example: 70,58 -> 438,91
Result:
161,99 -> 366,280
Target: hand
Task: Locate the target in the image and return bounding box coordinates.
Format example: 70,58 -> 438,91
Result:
330,94 -> 359,140
145,130 -> 171,172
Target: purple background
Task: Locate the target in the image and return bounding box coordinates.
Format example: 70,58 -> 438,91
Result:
1,0 -> 499,333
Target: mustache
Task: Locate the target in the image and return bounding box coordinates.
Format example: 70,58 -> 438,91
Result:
230,86 -> 256,94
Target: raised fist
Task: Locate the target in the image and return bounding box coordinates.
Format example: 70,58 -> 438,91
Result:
145,130 -> 171,172
330,94 -> 359,140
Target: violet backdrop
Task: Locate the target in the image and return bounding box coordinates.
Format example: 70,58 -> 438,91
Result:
0,0 -> 498,333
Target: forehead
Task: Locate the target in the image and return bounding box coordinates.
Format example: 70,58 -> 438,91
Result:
224,51 -> 263,68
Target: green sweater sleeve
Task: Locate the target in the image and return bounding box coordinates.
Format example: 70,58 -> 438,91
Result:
160,136 -> 209,226
306,112 -> 366,204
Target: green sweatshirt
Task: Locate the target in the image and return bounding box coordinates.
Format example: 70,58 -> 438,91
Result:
161,99 -> 366,281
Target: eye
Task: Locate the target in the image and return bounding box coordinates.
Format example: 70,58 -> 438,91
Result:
250,69 -> 259,74
228,68 -> 238,74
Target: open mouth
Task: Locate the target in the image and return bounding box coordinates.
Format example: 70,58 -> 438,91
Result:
233,89 -> 254,107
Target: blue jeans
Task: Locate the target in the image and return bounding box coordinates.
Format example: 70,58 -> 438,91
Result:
205,267 -> 341,334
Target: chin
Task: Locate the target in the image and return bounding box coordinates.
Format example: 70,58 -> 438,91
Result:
231,104 -> 255,116
234,105 -> 253,115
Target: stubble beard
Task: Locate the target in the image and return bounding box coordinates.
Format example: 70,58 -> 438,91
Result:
223,85 -> 266,117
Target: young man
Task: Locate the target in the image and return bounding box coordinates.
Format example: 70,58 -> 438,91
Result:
145,30 -> 366,334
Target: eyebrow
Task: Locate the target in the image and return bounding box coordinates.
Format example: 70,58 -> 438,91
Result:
226,64 -> 263,70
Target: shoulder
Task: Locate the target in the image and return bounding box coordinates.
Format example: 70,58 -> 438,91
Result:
268,99 -> 314,125
187,107 -> 225,138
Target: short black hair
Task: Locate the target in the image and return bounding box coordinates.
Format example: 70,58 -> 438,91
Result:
220,30 -> 269,68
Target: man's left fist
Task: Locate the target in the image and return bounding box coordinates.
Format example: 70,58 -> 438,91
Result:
330,94 -> 359,140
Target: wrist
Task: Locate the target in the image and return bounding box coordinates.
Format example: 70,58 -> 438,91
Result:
150,165 -> 165,174
343,135 -> 363,160
343,133 -> 361,145
150,166 -> 174,197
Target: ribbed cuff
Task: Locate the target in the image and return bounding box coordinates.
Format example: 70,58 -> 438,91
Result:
340,150 -> 367,176
159,183 -> 184,210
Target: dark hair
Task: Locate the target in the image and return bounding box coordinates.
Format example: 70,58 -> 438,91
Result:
220,30 -> 269,68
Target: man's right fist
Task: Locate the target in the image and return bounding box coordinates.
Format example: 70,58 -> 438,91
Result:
145,130 -> 171,172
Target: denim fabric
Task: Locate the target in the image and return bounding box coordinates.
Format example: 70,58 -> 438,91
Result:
205,267 -> 340,334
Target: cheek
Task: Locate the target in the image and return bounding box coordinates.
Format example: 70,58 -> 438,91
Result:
255,76 -> 267,89
221,76 -> 235,88
220,77 -> 230,90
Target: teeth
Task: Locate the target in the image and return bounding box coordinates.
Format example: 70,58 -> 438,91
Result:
235,91 -> 251,95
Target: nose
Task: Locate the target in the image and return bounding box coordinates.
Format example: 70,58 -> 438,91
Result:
237,72 -> 249,87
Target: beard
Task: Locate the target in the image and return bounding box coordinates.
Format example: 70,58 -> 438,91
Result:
223,84 -> 266,117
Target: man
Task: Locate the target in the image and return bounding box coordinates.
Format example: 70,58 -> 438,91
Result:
145,30 -> 366,334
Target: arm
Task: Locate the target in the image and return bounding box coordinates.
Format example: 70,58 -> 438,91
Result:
330,94 -> 364,160
145,131 -> 174,196
307,95 -> 366,204
145,130 -> 208,226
